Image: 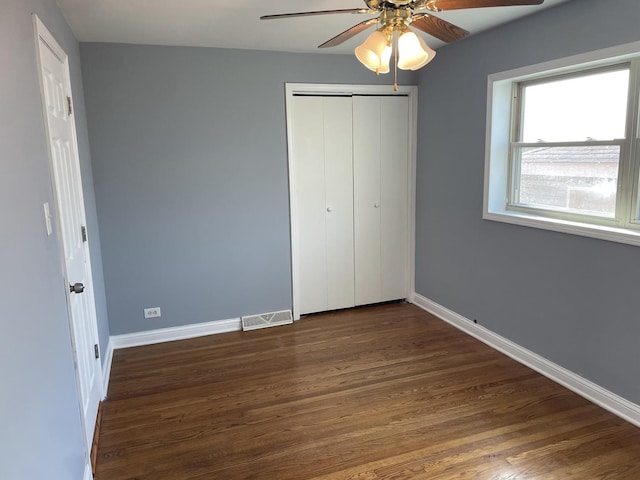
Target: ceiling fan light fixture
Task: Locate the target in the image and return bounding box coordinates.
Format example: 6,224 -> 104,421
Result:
397,28 -> 436,71
262,0 -> 547,86
355,29 -> 391,73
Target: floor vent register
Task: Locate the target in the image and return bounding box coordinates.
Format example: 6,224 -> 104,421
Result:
241,309 -> 293,331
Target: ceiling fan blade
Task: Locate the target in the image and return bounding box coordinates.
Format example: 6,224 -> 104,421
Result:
423,0 -> 543,12
411,14 -> 469,43
260,9 -> 369,20
319,19 -> 378,48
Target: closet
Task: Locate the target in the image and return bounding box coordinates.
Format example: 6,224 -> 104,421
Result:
288,87 -> 414,317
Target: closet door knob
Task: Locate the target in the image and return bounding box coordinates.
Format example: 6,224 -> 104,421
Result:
69,282 -> 85,294
326,207 -> 332,212
374,202 -> 380,208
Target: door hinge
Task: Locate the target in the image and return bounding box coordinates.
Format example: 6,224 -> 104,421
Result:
81,225 -> 88,242
67,96 -> 73,116
94,344 -> 100,359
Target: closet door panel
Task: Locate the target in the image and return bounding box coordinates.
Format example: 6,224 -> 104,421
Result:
324,97 -> 355,310
292,96 -> 329,314
353,96 -> 382,306
380,96 -> 410,301
292,90 -> 411,316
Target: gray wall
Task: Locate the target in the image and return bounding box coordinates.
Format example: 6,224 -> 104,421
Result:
81,43 -> 417,335
415,0 -> 640,404
0,0 -> 109,478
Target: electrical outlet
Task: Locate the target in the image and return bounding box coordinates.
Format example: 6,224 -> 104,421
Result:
144,307 -> 161,319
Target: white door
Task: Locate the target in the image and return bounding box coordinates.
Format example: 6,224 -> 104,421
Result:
35,17 -> 103,454
292,96 -> 355,315
379,96 -> 410,301
353,96 -> 383,305
287,83 -> 417,320
353,95 -> 409,305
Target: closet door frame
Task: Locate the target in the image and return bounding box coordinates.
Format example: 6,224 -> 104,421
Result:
285,83 -> 418,320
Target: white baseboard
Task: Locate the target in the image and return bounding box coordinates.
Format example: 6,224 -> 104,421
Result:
101,337 -> 114,399
110,317 -> 241,350
412,292 -> 640,428
102,318 -> 240,399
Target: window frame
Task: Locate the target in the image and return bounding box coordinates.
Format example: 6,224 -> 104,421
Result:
484,41 -> 640,246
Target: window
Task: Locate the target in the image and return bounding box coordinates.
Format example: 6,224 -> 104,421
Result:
484,42 -> 640,246
512,67 -> 629,219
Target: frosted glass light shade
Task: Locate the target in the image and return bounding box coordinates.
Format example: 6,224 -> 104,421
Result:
355,30 -> 391,73
397,30 -> 436,71
377,44 -> 392,74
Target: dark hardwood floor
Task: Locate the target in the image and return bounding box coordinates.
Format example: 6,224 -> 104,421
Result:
96,303 -> 640,479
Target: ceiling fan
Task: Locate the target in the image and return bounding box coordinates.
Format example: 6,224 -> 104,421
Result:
261,0 -> 544,86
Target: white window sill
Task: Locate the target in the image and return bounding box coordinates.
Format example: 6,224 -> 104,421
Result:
483,209 -> 640,247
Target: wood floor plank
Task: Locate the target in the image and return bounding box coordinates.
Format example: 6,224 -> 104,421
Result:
95,303 -> 640,479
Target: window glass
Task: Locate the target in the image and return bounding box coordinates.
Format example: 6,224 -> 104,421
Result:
515,145 -> 619,217
520,69 -> 629,143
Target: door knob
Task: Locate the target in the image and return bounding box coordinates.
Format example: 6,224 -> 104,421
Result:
374,202 -> 380,208
69,282 -> 85,294
326,207 -> 332,212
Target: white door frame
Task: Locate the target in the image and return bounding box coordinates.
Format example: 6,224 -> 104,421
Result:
33,14 -> 104,466
285,83 -> 418,320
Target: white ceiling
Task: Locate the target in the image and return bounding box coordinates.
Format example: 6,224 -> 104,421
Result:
57,0 -> 570,54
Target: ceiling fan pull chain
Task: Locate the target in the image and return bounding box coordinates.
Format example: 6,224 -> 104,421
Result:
393,28 -> 399,92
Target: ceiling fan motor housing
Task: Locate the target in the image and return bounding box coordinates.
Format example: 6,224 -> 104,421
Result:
380,6 -> 412,29
367,0 -> 416,8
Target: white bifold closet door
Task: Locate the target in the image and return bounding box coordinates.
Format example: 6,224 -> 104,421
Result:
292,96 -> 355,314
353,95 -> 409,306
292,94 -> 409,315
